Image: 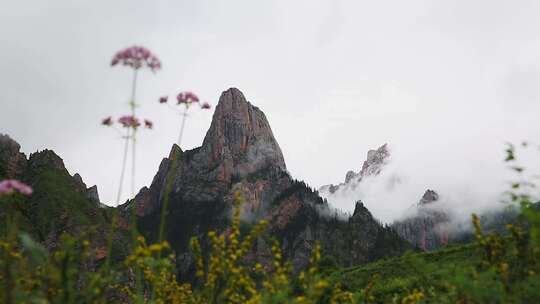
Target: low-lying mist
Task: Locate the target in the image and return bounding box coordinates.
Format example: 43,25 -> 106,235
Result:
320,142 -> 540,225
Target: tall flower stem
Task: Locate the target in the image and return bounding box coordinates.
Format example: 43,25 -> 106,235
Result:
177,107 -> 188,146
3,200 -> 15,304
130,70 -> 138,198
104,47 -> 160,300
103,128 -> 130,271
104,70 -> 139,278
128,70 -> 144,302
128,70 -> 139,239
116,129 -> 131,206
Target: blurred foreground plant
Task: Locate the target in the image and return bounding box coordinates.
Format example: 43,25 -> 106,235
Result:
0,186 -> 354,303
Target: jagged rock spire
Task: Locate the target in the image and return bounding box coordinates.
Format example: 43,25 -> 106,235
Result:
0,134 -> 27,178
319,143 -> 389,195
418,189 -> 439,206
359,143 -> 389,177
199,88 -> 286,180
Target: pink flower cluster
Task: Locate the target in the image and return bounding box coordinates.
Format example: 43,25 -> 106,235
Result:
111,46 -> 161,72
200,102 -> 211,109
0,179 -> 33,196
177,91 -> 199,105
118,115 -> 141,128
159,91 -> 212,110
101,116 -> 153,129
102,117 -> 113,126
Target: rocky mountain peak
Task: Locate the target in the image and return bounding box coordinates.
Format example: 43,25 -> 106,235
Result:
392,189 -> 449,250
0,134 -> 21,156
132,88 -> 288,215
319,143 -> 389,195
199,88 -> 286,180
352,200 -> 371,218
344,170 -> 356,183
0,134 -> 27,178
28,149 -> 66,172
359,143 -> 389,177
418,189 -> 439,206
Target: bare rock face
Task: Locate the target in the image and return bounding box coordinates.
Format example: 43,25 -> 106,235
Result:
319,143 -> 389,195
87,185 -> 100,203
0,134 -> 27,178
200,88 -> 286,181
360,144 -> 389,178
418,189 -> 439,206
392,190 -> 450,251
28,150 -> 67,173
344,171 -> 356,184
131,88 -> 288,216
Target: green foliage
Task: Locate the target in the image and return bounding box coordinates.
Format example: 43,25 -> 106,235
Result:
1,231 -> 113,304
0,191 -> 353,303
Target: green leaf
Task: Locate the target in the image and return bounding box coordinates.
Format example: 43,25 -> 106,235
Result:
504,143 -> 515,162
511,166 -> 524,173
19,232 -> 48,267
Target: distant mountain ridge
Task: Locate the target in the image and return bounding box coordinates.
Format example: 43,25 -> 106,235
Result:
316,143 -> 452,250
317,140 -> 538,251
319,143 -> 389,195
0,134 -> 130,260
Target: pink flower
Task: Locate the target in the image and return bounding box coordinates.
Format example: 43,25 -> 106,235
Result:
118,115 -> 140,128
177,91 -> 200,106
144,119 -> 153,129
0,179 -> 33,196
200,102 -> 211,109
159,96 -> 168,104
101,116 -> 113,126
110,46 -> 162,72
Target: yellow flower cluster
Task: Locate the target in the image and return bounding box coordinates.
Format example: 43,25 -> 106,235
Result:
124,236 -> 195,303
400,288 -> 425,304
472,210 -> 540,290
185,191 -> 354,304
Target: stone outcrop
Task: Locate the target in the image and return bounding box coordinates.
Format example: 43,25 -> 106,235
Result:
200,88 -> 286,179
87,185 -> 100,203
392,190 -> 450,250
319,144 -> 389,194
418,189 -> 439,206
0,134 -> 27,178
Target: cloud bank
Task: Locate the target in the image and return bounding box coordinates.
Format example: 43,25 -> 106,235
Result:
320,143 -> 540,224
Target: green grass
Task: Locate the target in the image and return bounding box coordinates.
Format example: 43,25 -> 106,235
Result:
327,244 -> 481,302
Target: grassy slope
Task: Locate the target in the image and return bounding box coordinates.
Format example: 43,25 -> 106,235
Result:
1,163 -> 131,262
327,244 -> 480,302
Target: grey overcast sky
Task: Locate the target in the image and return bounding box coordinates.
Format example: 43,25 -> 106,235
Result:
1,1 -> 540,219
